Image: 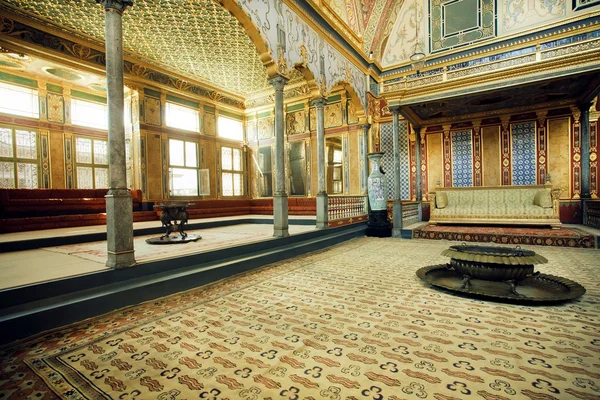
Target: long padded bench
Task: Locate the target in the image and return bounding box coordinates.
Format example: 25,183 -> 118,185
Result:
0,188 -> 155,233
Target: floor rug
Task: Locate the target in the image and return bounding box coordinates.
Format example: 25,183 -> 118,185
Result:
413,225 -> 596,248
1,238 -> 599,399
43,225 -> 281,263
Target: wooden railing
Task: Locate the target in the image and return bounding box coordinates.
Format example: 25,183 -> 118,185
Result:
328,195 -> 368,221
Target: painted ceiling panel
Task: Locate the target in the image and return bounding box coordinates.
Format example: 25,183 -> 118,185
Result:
3,0 -> 269,95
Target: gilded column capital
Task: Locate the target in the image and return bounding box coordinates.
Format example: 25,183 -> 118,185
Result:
360,123 -> 371,131
472,120 -> 481,133
442,124 -> 451,133
268,75 -> 288,92
536,110 -> 548,124
500,116 -> 510,131
96,0 -> 133,13
389,105 -> 401,115
571,106 -> 581,123
311,98 -> 327,109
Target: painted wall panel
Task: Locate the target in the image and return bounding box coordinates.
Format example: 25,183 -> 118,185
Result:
427,132 -> 443,192
49,130 -> 65,189
548,117 -> 571,198
349,131 -> 359,194
311,136 -> 318,196
145,131 -> 163,200
482,125 -> 501,186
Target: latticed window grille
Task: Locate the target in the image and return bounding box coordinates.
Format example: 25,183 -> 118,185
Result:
221,146 -> 244,196
74,137 -> 109,189
0,126 -> 39,188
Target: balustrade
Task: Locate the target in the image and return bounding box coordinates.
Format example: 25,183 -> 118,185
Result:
327,195 -> 368,221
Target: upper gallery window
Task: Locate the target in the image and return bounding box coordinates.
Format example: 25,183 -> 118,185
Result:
166,102 -> 200,132
71,98 -> 108,130
0,82 -> 39,119
0,126 -> 39,188
217,116 -> 243,141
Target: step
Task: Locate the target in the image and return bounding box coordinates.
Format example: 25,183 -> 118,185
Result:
0,224 -> 365,345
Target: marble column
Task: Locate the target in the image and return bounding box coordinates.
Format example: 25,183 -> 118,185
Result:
390,106 -> 403,238
580,102 -> 593,199
313,98 -> 328,229
360,123 -> 371,196
269,75 -> 289,237
99,0 -> 135,269
413,126 -> 422,220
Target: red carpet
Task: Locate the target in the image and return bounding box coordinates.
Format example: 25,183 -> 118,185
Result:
413,225 -> 596,248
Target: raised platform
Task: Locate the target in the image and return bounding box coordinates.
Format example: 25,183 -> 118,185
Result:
413,224 -> 598,248
0,216 -> 366,345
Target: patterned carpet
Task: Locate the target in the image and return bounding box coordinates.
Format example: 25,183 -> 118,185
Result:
43,225 -> 280,263
413,225 -> 596,248
1,238 -> 599,399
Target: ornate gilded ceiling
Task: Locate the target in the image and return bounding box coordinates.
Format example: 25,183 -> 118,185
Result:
324,0 -> 403,57
1,0 -> 269,96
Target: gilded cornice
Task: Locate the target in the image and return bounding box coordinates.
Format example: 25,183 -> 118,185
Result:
381,15 -> 600,79
0,13 -> 246,109
383,46 -> 600,107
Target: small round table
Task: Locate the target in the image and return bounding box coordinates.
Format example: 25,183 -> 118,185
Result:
145,202 -> 201,244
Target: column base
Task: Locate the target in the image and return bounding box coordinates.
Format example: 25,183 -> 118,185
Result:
105,189 -> 136,269
366,209 -> 391,237
316,192 -> 328,230
273,193 -> 289,238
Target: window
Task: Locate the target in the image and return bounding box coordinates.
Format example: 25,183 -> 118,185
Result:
71,98 -> 108,130
169,139 -> 200,196
0,126 -> 39,188
218,116 -> 243,141
221,146 -> 243,196
74,137 -> 108,189
166,102 -> 199,132
0,82 -> 39,119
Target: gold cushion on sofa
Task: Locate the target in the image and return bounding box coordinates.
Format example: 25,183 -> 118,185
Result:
436,192 -> 448,209
534,190 -> 553,208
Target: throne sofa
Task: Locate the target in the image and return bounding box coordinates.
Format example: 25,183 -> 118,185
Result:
429,184 -> 561,228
